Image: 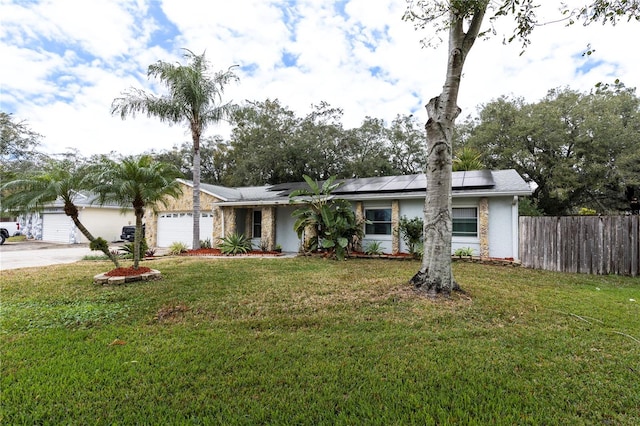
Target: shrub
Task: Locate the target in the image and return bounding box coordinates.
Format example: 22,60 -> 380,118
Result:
168,241 -> 188,255
119,238 -> 149,259
200,238 -> 212,249
363,241 -> 383,255
398,216 -> 423,255
454,247 -> 475,257
218,233 -> 253,255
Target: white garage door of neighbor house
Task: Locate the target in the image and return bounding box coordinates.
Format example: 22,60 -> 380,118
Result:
157,212 -> 214,248
42,213 -> 74,243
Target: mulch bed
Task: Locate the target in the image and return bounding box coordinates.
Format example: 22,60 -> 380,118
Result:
349,251 -> 415,260
105,266 -> 153,277
181,248 -> 283,256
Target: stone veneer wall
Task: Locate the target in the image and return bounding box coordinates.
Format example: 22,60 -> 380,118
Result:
262,206 -> 276,250
478,197 -> 490,258
391,200 -> 400,254
354,202 -> 364,252
222,206 -> 237,238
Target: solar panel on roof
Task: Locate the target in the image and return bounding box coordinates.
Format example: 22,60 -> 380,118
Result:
354,176 -> 395,192
461,170 -> 494,188
269,170 -> 495,197
334,179 -> 360,193
377,175 -> 419,192
404,175 -> 426,190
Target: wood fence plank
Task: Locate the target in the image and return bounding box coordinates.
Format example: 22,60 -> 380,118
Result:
519,216 -> 639,277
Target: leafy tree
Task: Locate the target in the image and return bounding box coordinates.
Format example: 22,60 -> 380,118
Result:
466,86 -> 640,214
342,117 -> 395,178
150,136 -> 231,185
93,155 -> 183,269
297,102 -> 348,180
388,114 -> 427,175
290,175 -> 363,260
403,0 -> 640,296
0,156 -> 121,267
226,99 -> 301,185
111,49 -> 238,249
227,101 -> 429,185
0,112 -> 48,183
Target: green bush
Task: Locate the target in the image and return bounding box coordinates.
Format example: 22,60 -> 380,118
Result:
168,241 -> 188,255
200,238 -> 212,249
454,247 -> 475,257
363,241 -> 383,255
219,233 -> 253,255
119,238 -> 149,259
398,216 -> 423,255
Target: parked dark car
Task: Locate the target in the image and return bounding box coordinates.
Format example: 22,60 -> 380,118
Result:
0,228 -> 9,245
120,225 -> 144,242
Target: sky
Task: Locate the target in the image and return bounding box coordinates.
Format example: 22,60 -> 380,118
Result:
1,0 -> 638,157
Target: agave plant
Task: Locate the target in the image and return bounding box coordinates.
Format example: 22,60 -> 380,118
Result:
218,233 -> 253,255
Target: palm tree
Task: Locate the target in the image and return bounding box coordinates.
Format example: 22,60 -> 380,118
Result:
290,175 -> 363,260
452,147 -> 484,171
93,155 -> 183,269
111,49 -> 238,249
0,158 -> 121,267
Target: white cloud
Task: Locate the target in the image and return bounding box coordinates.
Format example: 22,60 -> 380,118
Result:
0,0 -> 638,157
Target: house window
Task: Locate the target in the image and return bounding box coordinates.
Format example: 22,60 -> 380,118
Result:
452,207 -> 478,237
252,210 -> 262,238
365,208 -> 392,235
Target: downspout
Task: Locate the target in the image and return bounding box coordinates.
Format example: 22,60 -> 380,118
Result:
512,196 -> 519,260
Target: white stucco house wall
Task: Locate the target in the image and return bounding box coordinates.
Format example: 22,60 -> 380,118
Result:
40,193 -> 135,244
147,169 -> 532,260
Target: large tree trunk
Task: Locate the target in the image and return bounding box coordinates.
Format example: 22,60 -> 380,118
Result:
411,7 -> 486,297
410,96 -> 460,296
192,147 -> 201,249
133,209 -> 143,269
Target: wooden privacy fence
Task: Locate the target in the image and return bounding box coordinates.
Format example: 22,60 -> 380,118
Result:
520,216 -> 639,277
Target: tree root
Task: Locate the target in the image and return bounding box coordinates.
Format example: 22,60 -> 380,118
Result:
410,270 -> 464,298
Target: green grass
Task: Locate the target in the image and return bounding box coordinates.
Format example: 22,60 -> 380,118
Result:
1,257 -> 639,425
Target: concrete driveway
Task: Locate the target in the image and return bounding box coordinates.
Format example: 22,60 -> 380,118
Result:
0,240 -> 100,271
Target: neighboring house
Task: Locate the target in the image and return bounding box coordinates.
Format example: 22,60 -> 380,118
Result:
40,192 -> 136,244
146,170 -> 533,260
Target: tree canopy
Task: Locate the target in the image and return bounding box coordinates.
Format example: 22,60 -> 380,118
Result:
0,112 -> 47,183
459,85 -> 640,215
221,99 -> 426,186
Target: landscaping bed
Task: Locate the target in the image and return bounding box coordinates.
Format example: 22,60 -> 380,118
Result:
181,248 -> 283,256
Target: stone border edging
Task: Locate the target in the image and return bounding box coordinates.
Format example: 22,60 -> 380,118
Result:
94,269 -> 162,285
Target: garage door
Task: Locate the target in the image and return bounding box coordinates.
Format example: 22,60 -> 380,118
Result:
157,212 -> 214,248
42,213 -> 74,243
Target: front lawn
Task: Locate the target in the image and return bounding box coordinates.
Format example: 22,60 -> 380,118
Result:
1,258 -> 638,424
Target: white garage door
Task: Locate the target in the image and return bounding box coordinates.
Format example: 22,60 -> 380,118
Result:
42,213 -> 74,243
157,212 -> 214,248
